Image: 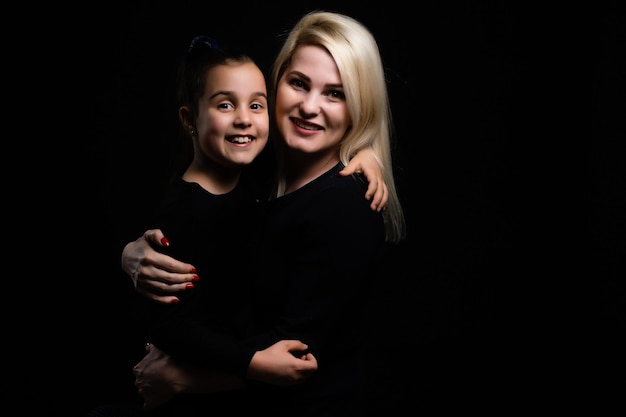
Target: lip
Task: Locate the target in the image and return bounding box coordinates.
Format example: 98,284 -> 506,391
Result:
225,135 -> 255,145
290,117 -> 323,135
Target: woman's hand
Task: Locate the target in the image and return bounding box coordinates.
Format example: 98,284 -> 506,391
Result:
340,147 -> 388,212
246,340 -> 318,385
121,229 -> 199,304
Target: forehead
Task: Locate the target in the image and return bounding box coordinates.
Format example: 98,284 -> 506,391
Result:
205,62 -> 267,93
289,45 -> 341,83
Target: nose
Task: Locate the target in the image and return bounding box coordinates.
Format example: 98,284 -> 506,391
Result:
234,107 -> 252,127
299,93 -> 320,117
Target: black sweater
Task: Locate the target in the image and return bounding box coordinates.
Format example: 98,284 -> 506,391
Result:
247,162 -> 386,416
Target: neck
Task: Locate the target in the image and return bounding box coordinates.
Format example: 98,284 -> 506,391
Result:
283,149 -> 339,195
183,161 -> 241,195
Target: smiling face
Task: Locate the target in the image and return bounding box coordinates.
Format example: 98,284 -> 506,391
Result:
274,44 -> 351,158
193,62 -> 269,168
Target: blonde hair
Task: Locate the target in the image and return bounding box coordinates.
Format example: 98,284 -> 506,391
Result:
271,11 -> 406,243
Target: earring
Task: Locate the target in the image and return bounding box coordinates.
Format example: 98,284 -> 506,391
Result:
189,127 -> 197,136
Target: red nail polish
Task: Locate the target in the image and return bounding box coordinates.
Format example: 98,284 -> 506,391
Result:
186,283 -> 195,289
161,237 -> 170,247
192,275 -> 200,282
170,298 -> 179,304
190,267 -> 197,273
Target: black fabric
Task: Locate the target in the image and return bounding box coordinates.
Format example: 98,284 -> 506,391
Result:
87,390 -> 255,417
135,176 -> 263,376
245,162 -> 386,416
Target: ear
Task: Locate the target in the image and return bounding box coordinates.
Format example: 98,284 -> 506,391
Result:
179,106 -> 195,134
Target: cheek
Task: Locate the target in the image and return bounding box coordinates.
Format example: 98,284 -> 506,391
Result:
202,114 -> 227,135
273,103 -> 290,128
257,115 -> 270,137
329,106 -> 351,131
274,84 -> 294,112
196,112 -> 211,132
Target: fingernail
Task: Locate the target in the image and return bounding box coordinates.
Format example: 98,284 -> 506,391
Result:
161,237 -> 170,247
190,267 -> 197,273
186,283 -> 195,289
192,275 -> 200,281
170,298 -> 179,304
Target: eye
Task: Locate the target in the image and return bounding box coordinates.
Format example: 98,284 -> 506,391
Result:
289,78 -> 307,90
217,102 -> 234,110
328,89 -> 346,100
250,102 -> 265,111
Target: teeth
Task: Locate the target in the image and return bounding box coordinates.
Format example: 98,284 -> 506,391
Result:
231,136 -> 252,143
294,120 -> 318,131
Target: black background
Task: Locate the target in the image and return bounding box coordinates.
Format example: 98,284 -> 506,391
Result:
28,1 -> 624,415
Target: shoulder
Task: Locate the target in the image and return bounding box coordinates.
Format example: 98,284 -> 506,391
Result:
322,164 -> 371,206
155,178 -> 213,216
307,168 -> 385,249
313,166 -> 381,224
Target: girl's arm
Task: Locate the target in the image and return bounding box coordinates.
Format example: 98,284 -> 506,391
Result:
340,147 -> 388,212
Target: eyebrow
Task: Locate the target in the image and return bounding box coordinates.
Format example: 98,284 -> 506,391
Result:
209,91 -> 268,100
287,70 -> 343,89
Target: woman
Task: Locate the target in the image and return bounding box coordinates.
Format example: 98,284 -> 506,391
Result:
127,11 -> 405,416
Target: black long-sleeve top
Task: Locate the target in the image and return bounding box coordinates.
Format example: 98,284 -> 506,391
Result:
246,162 -> 386,416
135,175 -> 264,378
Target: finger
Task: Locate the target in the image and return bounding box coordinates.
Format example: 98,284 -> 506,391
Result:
338,165 -> 361,176
136,267 -> 196,288
284,339 -> 308,351
379,184 -> 389,211
365,177 -> 381,203
364,178 -> 375,200
144,250 -> 197,275
370,182 -> 388,212
376,181 -> 386,207
143,229 -> 166,246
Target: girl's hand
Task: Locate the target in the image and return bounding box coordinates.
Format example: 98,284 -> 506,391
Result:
340,147 -> 388,212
